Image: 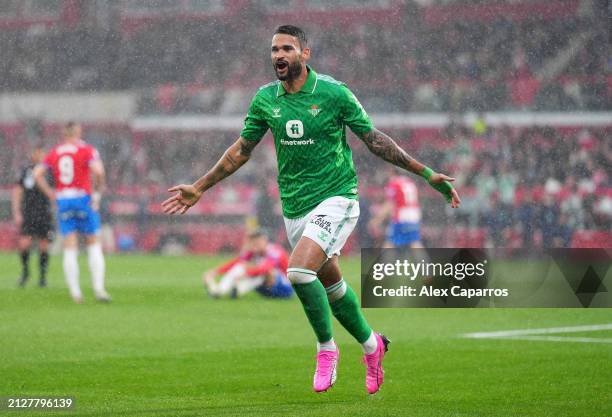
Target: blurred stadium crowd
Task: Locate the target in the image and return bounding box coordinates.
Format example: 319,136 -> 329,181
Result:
2,120 -> 609,251
0,0 -> 610,251
0,0 -> 609,112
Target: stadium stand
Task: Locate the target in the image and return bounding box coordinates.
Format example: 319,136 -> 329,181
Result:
0,0 -> 609,252
0,1 -> 609,112
1,121 -> 609,251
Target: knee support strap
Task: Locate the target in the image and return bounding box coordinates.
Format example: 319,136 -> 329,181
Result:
287,268 -> 318,285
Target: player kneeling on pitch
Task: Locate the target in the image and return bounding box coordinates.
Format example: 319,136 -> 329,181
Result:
203,229 -> 293,299
163,25 -> 460,395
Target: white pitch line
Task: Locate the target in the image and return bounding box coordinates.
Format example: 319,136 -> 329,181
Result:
463,323 -> 612,339
502,336 -> 612,344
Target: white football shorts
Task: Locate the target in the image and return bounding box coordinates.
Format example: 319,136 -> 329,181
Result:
283,196 -> 360,258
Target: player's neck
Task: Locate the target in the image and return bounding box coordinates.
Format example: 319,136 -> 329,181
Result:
282,65 -> 309,94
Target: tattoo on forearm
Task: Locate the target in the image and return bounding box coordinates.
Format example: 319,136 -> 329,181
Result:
359,129 -> 416,171
239,139 -> 257,157
225,152 -> 238,169
198,137 -> 256,192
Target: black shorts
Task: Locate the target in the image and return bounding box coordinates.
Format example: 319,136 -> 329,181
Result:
21,215 -> 53,240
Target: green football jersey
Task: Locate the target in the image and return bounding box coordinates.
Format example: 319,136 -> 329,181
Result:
240,65 -> 373,219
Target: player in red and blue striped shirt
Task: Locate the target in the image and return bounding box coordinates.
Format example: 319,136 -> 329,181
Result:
34,122 -> 110,304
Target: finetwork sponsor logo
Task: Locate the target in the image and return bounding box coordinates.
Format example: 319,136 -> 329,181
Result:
285,120 -> 304,138
280,138 -> 315,146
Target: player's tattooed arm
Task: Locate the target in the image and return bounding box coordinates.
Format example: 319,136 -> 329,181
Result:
194,137 -> 257,193
238,137 -> 257,158
359,128 -> 462,208
358,128 -> 425,175
163,137 -> 259,214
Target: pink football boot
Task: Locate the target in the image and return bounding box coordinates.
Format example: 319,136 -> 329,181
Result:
363,333 -> 390,394
313,347 -> 339,392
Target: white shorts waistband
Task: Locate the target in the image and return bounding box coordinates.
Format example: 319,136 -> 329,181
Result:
56,189 -> 88,199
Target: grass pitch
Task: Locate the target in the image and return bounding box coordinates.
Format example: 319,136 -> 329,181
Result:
1,252 -> 611,416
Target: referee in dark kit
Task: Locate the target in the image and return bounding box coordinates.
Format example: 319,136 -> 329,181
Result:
12,145 -> 54,287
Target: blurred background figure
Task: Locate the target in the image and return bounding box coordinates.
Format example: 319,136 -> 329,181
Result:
369,167 -> 424,249
33,123 -> 110,304
203,229 -> 292,299
12,144 -> 54,288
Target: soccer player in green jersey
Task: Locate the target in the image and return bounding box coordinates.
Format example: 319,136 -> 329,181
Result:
162,25 -> 461,394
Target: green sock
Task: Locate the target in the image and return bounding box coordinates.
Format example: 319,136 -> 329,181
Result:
328,281 -> 372,344
292,280 -> 333,343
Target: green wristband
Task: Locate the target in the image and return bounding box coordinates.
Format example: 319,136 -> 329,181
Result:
430,180 -> 454,203
421,166 -> 453,202
420,166 -> 434,181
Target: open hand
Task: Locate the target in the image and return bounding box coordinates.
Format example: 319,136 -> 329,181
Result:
161,184 -> 202,215
429,173 -> 461,209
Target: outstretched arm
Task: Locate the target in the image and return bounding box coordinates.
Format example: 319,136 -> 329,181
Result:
358,128 -> 424,174
358,128 -> 461,208
162,137 -> 258,215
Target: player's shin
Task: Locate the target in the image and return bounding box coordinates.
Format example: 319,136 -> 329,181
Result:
216,264 -> 246,296
19,250 -> 30,282
288,268 -> 334,348
326,279 -> 377,353
39,251 -> 49,279
87,243 -> 106,294
39,251 -> 49,286
63,247 -> 82,299
235,276 -> 264,297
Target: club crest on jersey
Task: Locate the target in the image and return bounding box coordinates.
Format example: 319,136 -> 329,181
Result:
272,108 -> 281,118
308,105 -> 322,117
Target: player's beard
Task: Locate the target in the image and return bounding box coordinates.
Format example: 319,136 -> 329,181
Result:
274,59 -> 303,82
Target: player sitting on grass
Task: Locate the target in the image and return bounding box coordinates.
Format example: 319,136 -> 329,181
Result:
163,25 -> 460,394
203,229 -> 293,299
